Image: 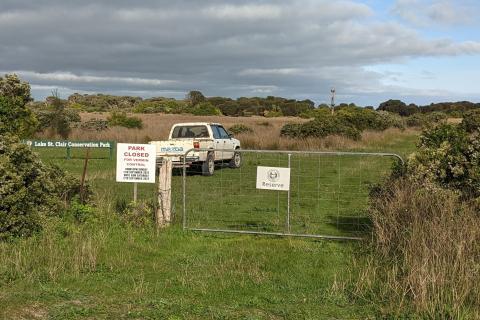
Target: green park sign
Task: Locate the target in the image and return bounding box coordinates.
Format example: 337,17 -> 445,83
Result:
23,139 -> 115,159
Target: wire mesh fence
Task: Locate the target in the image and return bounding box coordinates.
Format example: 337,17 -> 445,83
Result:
175,149 -> 403,240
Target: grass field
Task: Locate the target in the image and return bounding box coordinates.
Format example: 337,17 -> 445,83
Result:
1,124 -> 420,319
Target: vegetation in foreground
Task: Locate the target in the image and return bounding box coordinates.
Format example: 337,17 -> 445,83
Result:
351,117 -> 480,318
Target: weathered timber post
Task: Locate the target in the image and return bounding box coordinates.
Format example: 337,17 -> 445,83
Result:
157,158 -> 173,227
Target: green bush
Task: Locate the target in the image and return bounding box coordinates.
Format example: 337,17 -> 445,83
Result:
116,200 -> 154,226
460,109 -> 480,133
68,198 -> 96,223
264,110 -> 283,117
0,78 -> 38,138
0,96 -> 38,138
405,112 -> 448,127
0,136 -> 87,240
290,107 -> 404,141
107,111 -> 143,129
281,117 -> 361,140
32,102 -> 81,138
133,99 -> 188,114
75,118 -> 109,131
299,107 -> 331,119
335,107 -> 404,131
228,124 -> 253,135
407,122 -> 480,200
190,102 -> 222,116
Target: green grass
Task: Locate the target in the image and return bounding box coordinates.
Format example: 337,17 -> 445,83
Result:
1,226 -> 371,319
1,133 -> 419,319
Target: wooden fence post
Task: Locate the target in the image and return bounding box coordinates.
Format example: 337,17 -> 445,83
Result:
157,158 -> 173,227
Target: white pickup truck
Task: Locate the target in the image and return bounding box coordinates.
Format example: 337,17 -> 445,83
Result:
149,122 -> 241,176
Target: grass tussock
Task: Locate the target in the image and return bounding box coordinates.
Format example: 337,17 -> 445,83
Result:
355,178 -> 480,318
0,216 -> 111,284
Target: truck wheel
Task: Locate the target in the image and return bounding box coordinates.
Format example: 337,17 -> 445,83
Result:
202,153 -> 215,176
229,151 -> 241,168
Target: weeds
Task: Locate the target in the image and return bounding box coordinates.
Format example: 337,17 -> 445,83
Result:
355,178 -> 480,318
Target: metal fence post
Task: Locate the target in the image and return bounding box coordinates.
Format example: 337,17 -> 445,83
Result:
182,154 -> 187,230
287,153 -> 291,233
109,142 -> 114,160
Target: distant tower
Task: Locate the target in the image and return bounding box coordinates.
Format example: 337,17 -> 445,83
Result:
330,88 -> 336,115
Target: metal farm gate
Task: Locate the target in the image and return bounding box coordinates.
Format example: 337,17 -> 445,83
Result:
179,149 -> 403,240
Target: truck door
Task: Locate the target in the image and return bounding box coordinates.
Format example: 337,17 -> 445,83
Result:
211,125 -> 234,160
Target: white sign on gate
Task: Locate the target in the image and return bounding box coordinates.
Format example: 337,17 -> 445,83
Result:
116,143 -> 156,183
256,166 -> 290,191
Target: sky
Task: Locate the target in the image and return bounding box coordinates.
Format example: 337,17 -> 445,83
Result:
0,0 -> 479,106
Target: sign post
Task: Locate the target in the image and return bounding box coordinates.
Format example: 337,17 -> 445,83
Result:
116,143 -> 157,202
157,158 -> 173,228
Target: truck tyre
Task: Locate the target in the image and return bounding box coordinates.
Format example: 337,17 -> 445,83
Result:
229,150 -> 241,168
202,153 -> 215,176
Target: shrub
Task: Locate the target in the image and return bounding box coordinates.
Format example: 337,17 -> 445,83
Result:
405,112 -> 448,127
228,124 -> 253,135
264,110 -> 283,117
116,200 -> 154,226
76,118 -> 109,131
288,107 -> 404,141
0,96 -> 38,138
190,102 -> 222,116
377,99 -> 419,116
68,198 -> 96,223
32,95 -> 81,138
281,117 -> 361,140
336,107 -> 404,131
299,107 -> 331,119
460,109 -> 480,133
107,111 -> 143,129
408,123 -> 480,199
0,136 -> 87,240
0,74 -> 37,139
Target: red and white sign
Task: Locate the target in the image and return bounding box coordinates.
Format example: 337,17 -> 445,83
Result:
116,143 -> 156,183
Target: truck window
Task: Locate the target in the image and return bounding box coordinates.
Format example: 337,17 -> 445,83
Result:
217,126 -> 230,139
211,125 -> 221,139
171,125 -> 209,138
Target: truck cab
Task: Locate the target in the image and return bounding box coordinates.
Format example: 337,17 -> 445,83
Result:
150,122 -> 241,175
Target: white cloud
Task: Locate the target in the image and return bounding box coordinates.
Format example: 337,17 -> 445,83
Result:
238,68 -> 304,76
391,0 -> 477,26
204,4 -> 282,20
8,71 -> 177,87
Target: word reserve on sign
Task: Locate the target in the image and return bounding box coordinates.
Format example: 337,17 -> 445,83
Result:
116,143 -> 156,183
256,166 -> 291,191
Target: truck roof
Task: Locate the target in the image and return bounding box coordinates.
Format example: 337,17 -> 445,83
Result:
171,122 -> 222,126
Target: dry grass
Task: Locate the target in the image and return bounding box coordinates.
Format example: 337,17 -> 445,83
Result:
61,113 -> 419,151
356,179 -> 480,318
